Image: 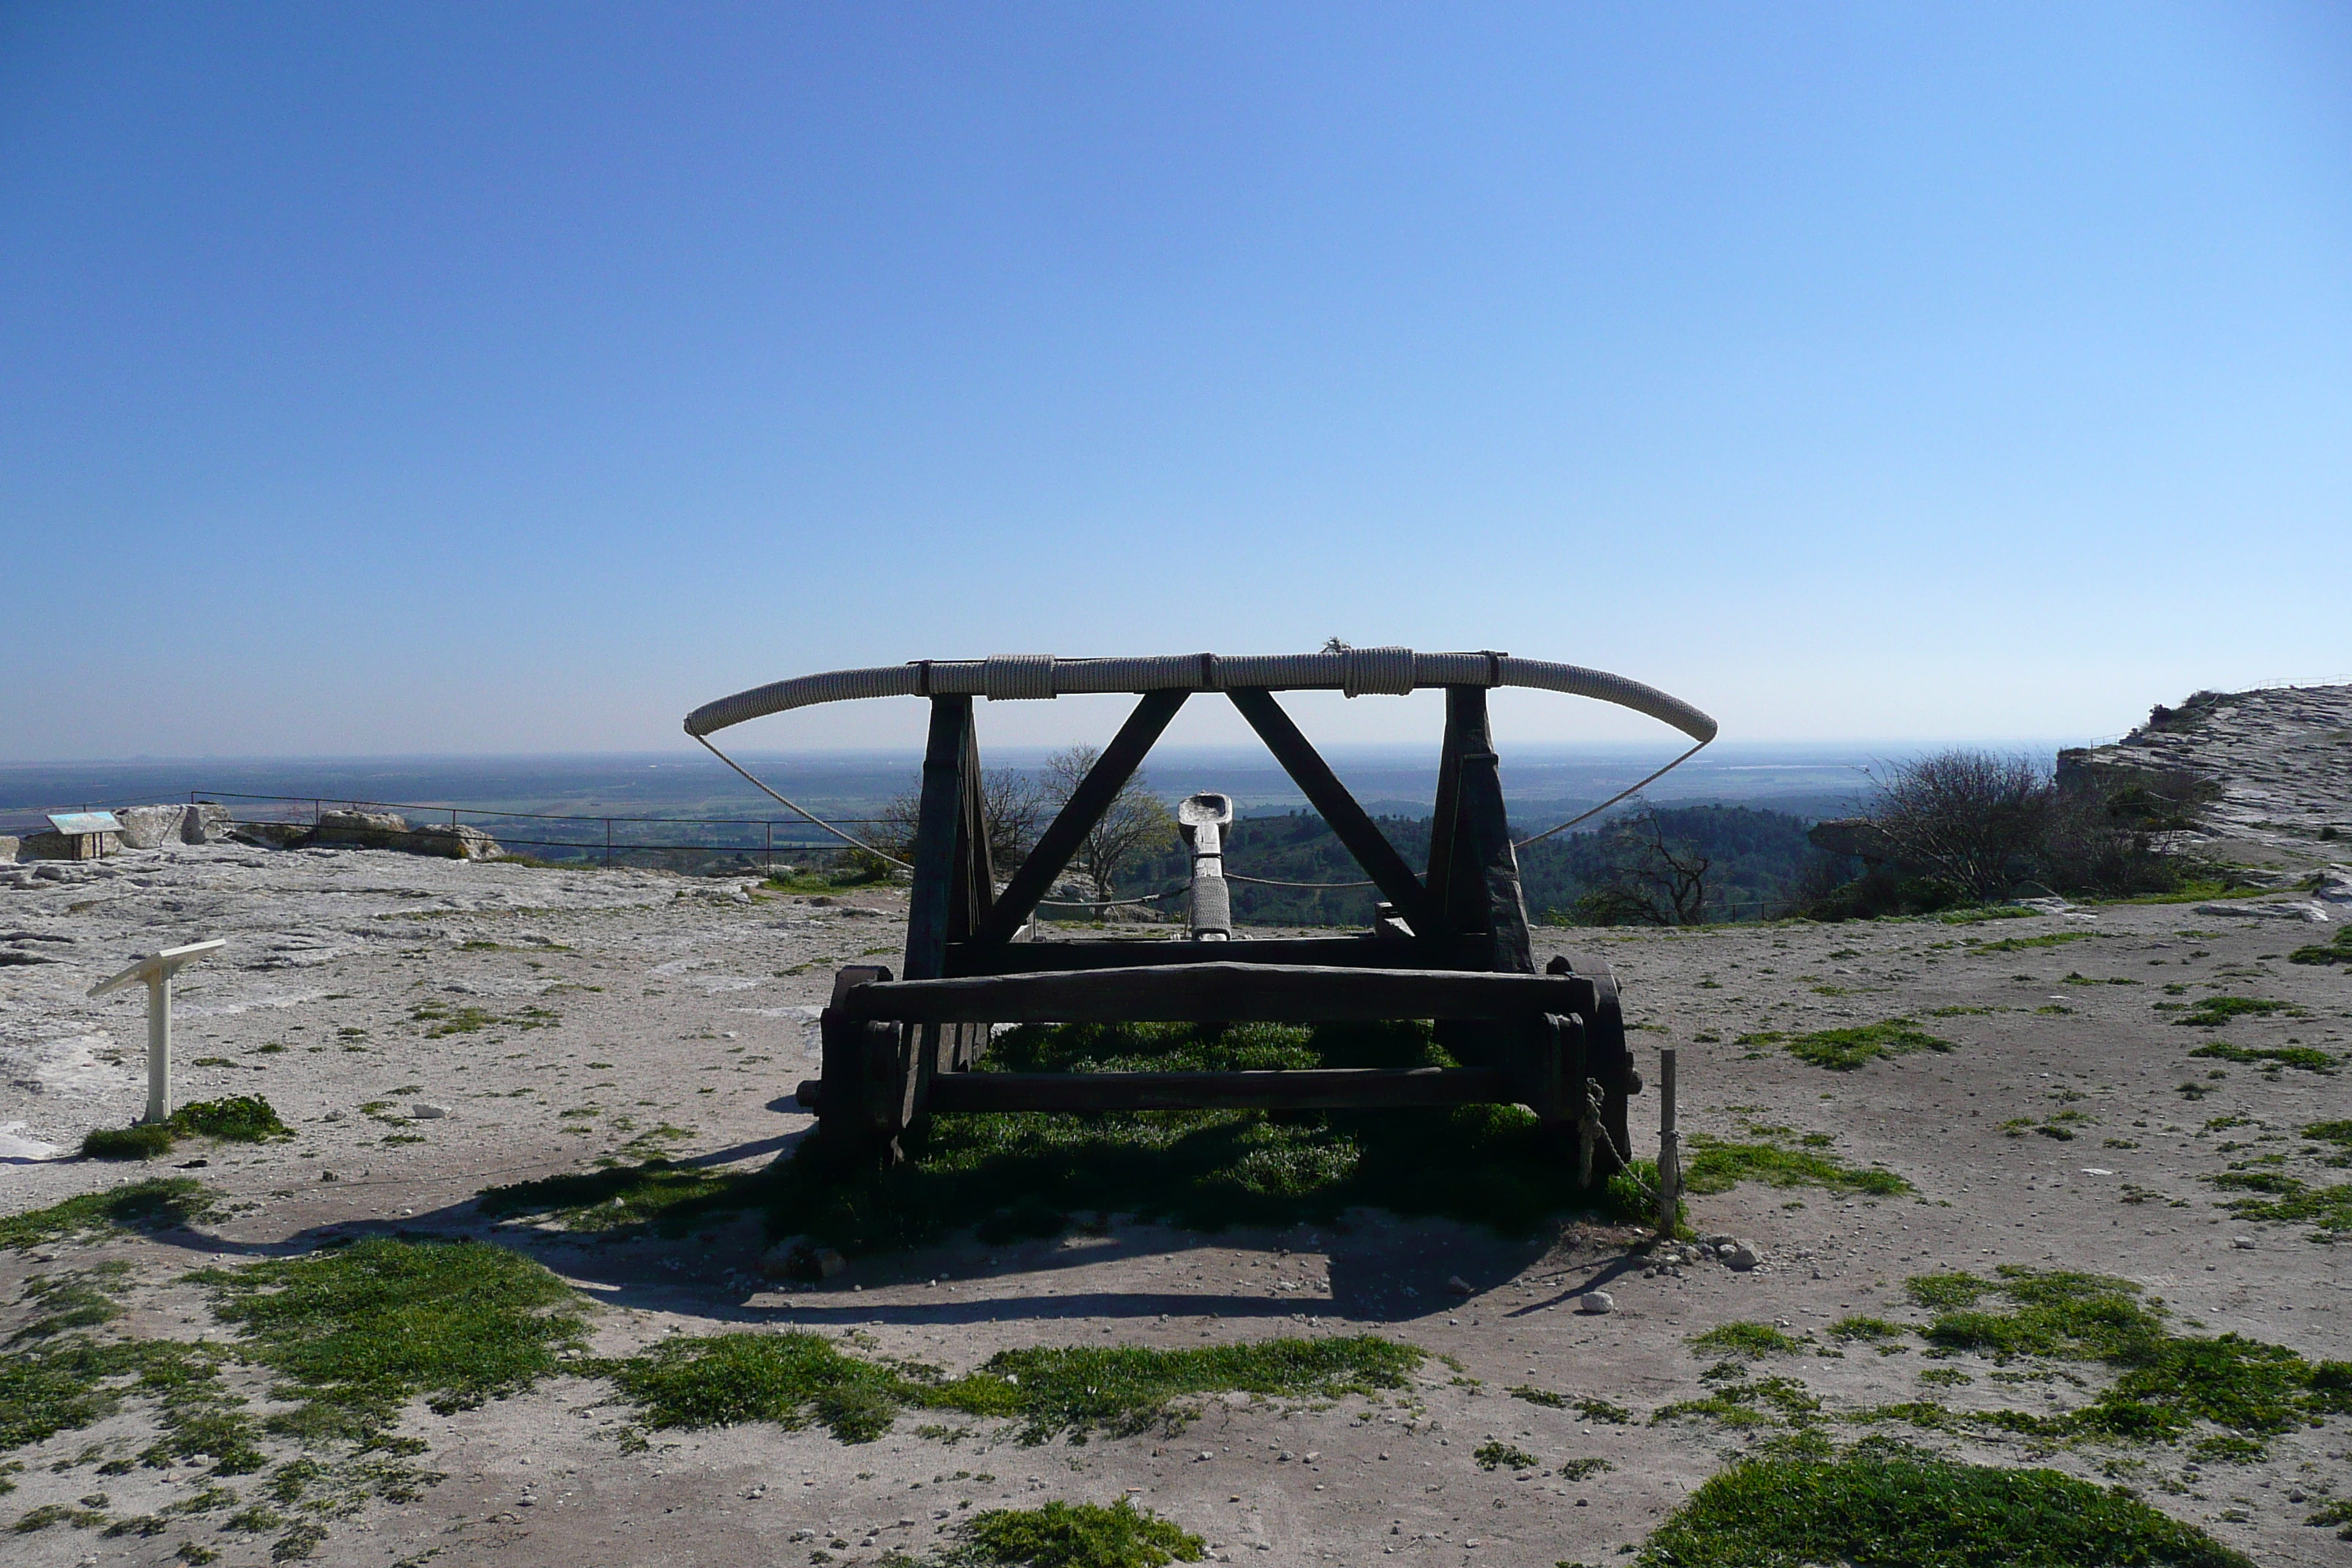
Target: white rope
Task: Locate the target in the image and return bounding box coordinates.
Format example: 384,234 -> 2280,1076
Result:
1197,736 -> 1711,889
691,732 -> 916,870
1035,889 -> 1185,910
1510,739 -> 1711,850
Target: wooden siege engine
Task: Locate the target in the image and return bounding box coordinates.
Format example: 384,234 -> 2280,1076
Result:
682,649 -> 1717,1181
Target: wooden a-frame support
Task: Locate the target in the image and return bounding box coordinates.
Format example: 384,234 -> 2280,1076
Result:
813,685 -> 1635,1172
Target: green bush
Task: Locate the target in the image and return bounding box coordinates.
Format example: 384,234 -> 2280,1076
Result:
1637,1442 -> 2249,1567
80,1096 -> 289,1160
960,1498 -> 1203,1567
81,1123 -> 176,1160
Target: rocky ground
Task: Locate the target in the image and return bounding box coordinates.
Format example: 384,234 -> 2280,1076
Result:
2066,682 -> 2352,872
4,839 -> 2352,1567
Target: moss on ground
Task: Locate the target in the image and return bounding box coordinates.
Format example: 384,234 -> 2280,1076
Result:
193,1237 -> 586,1447
1472,1440 -> 1537,1469
2168,996 -> 2299,1029
83,1097 -> 290,1161
1737,1019 -> 1953,1071
2187,1041 -> 2338,1074
0,1178 -> 215,1251
1897,1267 -> 2352,1455
951,1497 -> 1202,1567
1682,1133 -> 1910,1198
1689,1322 -> 1803,1359
2287,927 -> 2352,966
1635,1441 -> 2250,1568
483,1019 -> 1659,1254
2207,1169 -> 2352,1232
606,1330 -> 1420,1446
1967,930 -> 2094,954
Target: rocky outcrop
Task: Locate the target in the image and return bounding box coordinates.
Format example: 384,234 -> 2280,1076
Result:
2057,682 -> 2352,870
115,804 -> 236,848
308,810 -> 504,860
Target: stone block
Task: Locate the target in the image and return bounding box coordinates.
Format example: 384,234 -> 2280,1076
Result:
117,804 -> 189,849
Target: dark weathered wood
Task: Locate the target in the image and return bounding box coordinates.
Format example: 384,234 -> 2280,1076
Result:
904,697 -> 975,984
943,934 -> 1488,976
1225,688 -> 1440,935
1423,687 -> 1472,920
954,717 -> 994,941
927,1066 -> 1514,1113
975,689 -> 1190,944
1435,686 -> 1533,975
840,962 -> 1591,1025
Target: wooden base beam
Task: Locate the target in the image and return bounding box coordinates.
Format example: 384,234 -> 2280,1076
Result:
837,962 -> 1593,1026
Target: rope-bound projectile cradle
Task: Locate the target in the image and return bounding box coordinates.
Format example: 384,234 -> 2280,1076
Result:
688,647 -> 1716,895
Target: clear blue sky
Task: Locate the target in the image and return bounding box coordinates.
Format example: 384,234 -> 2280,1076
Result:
4,3 -> 2346,762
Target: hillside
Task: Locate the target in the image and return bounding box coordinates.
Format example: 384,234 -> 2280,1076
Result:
1114,802 -> 1825,925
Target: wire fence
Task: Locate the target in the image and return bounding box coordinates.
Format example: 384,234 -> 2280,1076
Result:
180,791 -> 896,870
0,789 -> 892,872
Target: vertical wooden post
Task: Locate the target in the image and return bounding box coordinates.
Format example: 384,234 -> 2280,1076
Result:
1435,686 -> 1531,973
1656,1045 -> 1680,1237
897,696 -> 978,1147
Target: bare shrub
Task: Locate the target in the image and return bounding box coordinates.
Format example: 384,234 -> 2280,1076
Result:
874,769 -> 1049,869
1042,745 -> 1175,899
1571,804 -> 1711,926
1864,751 -> 2050,901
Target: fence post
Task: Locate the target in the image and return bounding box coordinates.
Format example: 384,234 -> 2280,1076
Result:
765,820 -> 772,875
1656,1045 -> 1680,1237
604,819 -> 611,868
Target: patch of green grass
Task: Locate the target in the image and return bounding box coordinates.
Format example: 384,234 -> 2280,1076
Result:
1506,1384 -> 1565,1407
1634,1441 -> 2250,1568
2307,1495 -> 2352,1539
1691,1322 -> 1803,1359
81,1123 -> 177,1159
1473,1440 -> 1537,1470
954,1498 -> 1203,1567
478,1156 -> 753,1233
2170,995 -> 2299,1029
1935,905 -> 2044,924
2288,927 -> 2352,966
2060,971 -> 2140,986
1573,1397 -> 1635,1425
2188,1041 -> 2337,1074
1683,1134 -> 1910,1198
0,1179 -> 215,1251
1738,1019 -> 1952,1071
606,1331 -> 1420,1447
1970,931 -> 2095,953
82,1098 -> 290,1161
2207,1170 -> 2352,1232
194,1237 -> 585,1448
1654,1368 -> 1822,1429
1828,1316 -> 1906,1343
1557,1456 -> 1613,1480
409,1003 -> 557,1038
0,1267 -> 267,1478
1901,1266 -> 2352,1454
493,1020 -> 1657,1253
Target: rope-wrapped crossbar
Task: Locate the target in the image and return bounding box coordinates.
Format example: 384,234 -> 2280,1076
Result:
685,650 -> 1716,744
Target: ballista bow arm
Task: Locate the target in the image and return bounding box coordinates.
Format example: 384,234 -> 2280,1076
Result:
685,648 -> 1716,745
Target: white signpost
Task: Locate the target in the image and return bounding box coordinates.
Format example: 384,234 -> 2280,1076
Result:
89,940 -> 225,1126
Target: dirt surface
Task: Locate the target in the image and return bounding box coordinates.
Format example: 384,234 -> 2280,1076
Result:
5,840 -> 2352,1566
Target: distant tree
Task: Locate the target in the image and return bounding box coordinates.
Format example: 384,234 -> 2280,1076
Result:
873,769 -> 1049,870
1042,745 -> 1175,900
1571,804 -> 1711,926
